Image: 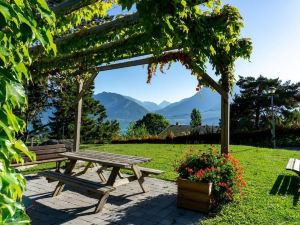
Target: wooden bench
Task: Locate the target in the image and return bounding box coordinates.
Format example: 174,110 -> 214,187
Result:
139,167 -> 164,176
12,144 -> 67,171
286,158 -> 300,176
39,171 -> 115,213
86,164 -> 163,178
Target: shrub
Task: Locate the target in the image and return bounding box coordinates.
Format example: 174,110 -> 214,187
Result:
176,146 -> 246,208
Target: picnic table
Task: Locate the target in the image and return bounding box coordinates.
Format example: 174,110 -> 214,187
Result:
39,151 -> 163,213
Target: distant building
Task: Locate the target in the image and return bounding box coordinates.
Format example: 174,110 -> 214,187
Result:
159,124 -> 220,139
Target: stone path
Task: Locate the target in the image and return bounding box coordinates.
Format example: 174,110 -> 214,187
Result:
24,172 -> 205,225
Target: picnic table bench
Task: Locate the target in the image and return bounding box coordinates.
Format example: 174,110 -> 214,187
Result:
12,144 -> 67,171
286,158 -> 300,176
39,171 -> 116,213
39,151 -> 163,213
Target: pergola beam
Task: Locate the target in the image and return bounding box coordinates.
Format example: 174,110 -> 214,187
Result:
33,0 -> 212,57
30,13 -> 140,57
76,55 -> 226,103
51,0 -> 98,16
73,79 -> 83,152
50,0 -> 210,17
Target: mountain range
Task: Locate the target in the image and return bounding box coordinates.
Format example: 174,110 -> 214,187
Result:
94,87 -> 221,131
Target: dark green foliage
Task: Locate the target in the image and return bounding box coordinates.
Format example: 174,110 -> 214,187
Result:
21,77 -> 53,141
190,108 -> 202,127
33,0 -> 252,93
231,75 -> 300,131
125,122 -> 150,138
134,113 -> 170,135
282,109 -> 300,127
49,75 -> 120,143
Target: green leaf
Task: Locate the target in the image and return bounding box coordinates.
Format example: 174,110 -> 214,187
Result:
0,119 -> 13,141
14,140 -> 35,161
0,2 -> 12,21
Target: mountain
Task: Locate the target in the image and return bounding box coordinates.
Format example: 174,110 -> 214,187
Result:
93,92 -> 149,130
158,101 -> 171,108
124,96 -> 161,111
156,87 -> 221,125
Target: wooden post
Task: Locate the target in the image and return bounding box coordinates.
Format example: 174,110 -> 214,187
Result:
221,92 -> 230,154
73,79 -> 83,152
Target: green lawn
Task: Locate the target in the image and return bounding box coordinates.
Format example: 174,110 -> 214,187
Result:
25,144 -> 300,224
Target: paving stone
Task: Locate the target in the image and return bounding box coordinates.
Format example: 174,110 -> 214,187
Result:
24,172 -> 205,225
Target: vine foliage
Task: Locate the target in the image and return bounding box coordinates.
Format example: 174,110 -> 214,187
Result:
0,0 -> 55,224
31,0 -> 252,92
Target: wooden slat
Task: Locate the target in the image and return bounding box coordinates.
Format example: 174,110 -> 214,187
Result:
34,154 -> 66,161
59,152 -> 130,167
178,188 -> 211,203
293,159 -> 300,172
60,152 -> 150,167
12,158 -> 67,167
177,179 -> 212,195
87,154 -> 147,165
286,158 -> 295,170
29,144 -> 66,151
83,151 -> 151,163
139,167 -> 163,175
39,171 -> 115,194
22,153 -> 65,161
29,148 -> 67,155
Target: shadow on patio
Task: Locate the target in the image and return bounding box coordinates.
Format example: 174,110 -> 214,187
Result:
24,175 -> 204,225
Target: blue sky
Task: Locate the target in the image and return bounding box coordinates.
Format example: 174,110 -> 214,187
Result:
94,0 -> 300,104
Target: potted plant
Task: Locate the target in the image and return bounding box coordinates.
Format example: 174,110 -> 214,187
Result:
176,147 -> 246,213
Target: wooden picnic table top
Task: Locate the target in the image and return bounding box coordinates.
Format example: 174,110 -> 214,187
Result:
59,151 -> 151,168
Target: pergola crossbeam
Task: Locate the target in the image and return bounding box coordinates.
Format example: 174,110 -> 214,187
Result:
51,0 -> 98,16
30,13 -> 140,57
76,55 -> 225,105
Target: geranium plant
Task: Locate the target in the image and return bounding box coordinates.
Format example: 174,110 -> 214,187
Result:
176,146 -> 246,208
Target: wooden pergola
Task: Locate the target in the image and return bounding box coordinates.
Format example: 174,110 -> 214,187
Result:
72,54 -> 230,154
32,0 -> 251,154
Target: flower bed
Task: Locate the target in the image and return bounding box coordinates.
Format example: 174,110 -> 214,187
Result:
176,147 -> 246,212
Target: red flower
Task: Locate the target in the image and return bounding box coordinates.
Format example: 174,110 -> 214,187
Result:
196,169 -> 204,178
218,182 -> 227,188
205,167 -> 212,173
186,167 -> 193,174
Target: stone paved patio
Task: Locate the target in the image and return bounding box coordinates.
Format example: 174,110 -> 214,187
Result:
24,171 -> 205,225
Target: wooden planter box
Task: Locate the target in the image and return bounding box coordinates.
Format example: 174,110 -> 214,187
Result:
177,178 -> 212,213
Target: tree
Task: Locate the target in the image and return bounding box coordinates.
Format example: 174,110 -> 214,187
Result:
135,113 -> 170,135
190,108 -> 202,127
281,110 -> 300,127
49,75 -> 120,143
125,122 -> 149,138
231,75 -> 300,131
19,77 -> 53,141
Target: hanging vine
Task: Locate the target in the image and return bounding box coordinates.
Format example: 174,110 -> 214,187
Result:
147,52 -> 194,83
31,0 -> 252,92
0,0 -> 55,224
